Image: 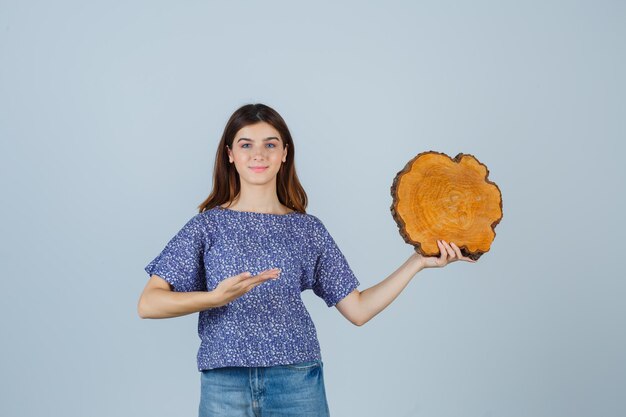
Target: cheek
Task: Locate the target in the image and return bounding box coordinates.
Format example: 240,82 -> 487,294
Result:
232,152 -> 248,163
269,149 -> 285,160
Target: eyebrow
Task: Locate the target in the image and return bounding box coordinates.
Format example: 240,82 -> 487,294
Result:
236,136 -> 280,143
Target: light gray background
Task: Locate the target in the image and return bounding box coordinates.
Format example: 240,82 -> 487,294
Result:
1,1 -> 624,416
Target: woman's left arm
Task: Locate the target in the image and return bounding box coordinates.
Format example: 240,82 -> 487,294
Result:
335,240 -> 476,326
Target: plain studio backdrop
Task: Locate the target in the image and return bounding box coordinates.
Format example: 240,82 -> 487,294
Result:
1,1 -> 624,416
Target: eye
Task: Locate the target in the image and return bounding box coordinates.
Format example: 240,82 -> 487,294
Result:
241,143 -> 277,149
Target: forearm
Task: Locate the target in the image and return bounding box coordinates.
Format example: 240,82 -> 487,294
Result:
357,255 -> 424,326
138,289 -> 220,319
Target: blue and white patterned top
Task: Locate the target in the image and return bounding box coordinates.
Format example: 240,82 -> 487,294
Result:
144,205 -> 360,371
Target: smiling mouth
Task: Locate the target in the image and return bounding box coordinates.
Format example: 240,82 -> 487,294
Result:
250,166 -> 269,171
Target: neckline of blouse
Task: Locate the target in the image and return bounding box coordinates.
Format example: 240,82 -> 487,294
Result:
214,205 -> 299,217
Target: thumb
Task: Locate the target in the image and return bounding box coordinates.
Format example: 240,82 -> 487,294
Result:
241,271 -> 252,277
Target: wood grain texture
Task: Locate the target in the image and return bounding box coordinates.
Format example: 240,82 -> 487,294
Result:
390,151 -> 503,260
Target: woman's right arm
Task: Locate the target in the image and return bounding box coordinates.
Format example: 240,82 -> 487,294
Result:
137,275 -> 220,319
137,269 -> 281,319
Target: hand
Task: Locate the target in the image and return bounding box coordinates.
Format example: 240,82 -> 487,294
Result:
413,240 -> 477,269
212,268 -> 281,307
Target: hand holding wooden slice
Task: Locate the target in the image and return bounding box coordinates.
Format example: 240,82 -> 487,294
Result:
390,151 -> 503,261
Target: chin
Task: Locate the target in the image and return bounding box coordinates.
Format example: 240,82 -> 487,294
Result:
242,172 -> 278,182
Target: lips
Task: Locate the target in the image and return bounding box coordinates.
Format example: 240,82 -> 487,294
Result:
250,166 -> 269,172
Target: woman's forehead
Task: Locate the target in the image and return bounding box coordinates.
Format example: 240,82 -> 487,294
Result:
236,123 -> 282,142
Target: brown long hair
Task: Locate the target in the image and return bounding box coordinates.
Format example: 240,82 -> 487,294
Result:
198,103 -> 308,214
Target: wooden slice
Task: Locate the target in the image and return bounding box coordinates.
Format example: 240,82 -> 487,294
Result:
390,151 -> 503,261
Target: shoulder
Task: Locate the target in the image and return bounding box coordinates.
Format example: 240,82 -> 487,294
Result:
289,212 -> 326,232
305,213 -> 330,230
299,213 -> 333,251
195,209 -> 218,231
177,211 -> 216,241
306,214 -> 327,235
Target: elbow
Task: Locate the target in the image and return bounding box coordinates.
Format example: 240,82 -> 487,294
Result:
353,310 -> 375,326
137,288 -> 171,319
137,297 -> 152,319
137,302 -> 147,319
353,316 -> 367,327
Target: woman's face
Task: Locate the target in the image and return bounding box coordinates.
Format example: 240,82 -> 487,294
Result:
227,122 -> 288,185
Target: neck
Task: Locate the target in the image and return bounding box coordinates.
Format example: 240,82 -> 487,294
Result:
227,182 -> 285,213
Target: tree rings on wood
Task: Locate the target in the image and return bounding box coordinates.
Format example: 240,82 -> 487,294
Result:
390,151 -> 503,261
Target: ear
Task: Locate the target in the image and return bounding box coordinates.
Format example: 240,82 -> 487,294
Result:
226,145 -> 233,162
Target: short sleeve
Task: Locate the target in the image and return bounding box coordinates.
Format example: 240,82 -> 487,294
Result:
144,214 -> 208,292
311,217 -> 360,307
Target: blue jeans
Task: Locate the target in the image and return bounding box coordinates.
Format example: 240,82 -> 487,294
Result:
198,359 -> 331,417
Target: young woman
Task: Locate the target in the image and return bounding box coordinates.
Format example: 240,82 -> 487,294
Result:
138,103 -> 476,416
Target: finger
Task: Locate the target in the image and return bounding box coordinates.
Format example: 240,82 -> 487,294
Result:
443,240 -> 456,259
435,240 -> 448,267
253,269 -> 281,284
245,273 -> 276,293
256,273 -> 280,284
257,268 -> 280,277
239,268 -> 279,281
437,240 -> 446,262
450,242 -> 464,259
263,268 -> 281,277
446,241 -> 457,259
449,242 -> 477,263
441,240 -> 454,259
236,271 -> 254,282
446,242 -> 459,261
237,272 -> 266,286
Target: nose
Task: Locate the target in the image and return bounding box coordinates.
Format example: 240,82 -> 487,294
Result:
252,147 -> 268,159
